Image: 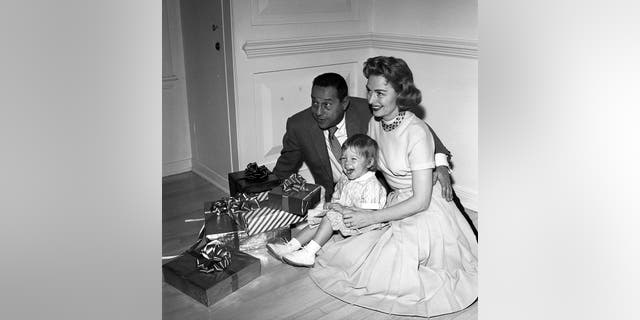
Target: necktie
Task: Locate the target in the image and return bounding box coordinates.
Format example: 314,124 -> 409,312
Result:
327,126 -> 342,161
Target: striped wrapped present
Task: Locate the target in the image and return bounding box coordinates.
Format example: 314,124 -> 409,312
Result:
237,191 -> 304,236
243,205 -> 306,236
204,191 -> 301,250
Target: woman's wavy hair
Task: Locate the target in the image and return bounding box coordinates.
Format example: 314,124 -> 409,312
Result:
341,133 -> 378,171
362,56 -> 422,108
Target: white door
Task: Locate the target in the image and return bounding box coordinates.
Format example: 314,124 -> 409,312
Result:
180,0 -> 235,187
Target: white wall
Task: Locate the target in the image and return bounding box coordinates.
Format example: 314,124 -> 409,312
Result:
162,0 -> 192,176
372,0 -> 477,39
371,0 -> 478,210
230,0 -> 374,183
227,0 -> 478,210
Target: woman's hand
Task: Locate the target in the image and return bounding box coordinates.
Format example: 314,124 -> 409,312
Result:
342,207 -> 376,229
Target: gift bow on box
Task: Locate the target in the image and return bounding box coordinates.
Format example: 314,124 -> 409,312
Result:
281,173 -> 308,193
189,228 -> 233,273
244,162 -> 271,182
206,193 -> 262,225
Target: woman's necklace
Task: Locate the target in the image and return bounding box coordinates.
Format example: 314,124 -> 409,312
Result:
381,111 -> 406,132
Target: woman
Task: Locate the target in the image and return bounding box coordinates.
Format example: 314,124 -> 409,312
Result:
309,56 -> 478,317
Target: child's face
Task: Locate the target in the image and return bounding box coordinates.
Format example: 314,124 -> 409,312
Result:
340,147 -> 372,180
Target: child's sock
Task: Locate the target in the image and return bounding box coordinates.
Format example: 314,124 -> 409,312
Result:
288,238 -> 302,250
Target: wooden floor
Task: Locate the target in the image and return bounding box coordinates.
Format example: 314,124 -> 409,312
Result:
163,172 -> 478,320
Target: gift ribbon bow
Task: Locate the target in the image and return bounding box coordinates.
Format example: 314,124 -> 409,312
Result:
189,229 -> 233,273
244,162 -> 271,182
208,194 -> 261,218
282,173 -> 308,193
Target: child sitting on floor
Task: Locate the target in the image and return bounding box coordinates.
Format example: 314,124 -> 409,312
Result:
267,134 -> 388,267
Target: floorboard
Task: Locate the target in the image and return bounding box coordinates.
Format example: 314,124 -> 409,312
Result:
162,171 -> 478,320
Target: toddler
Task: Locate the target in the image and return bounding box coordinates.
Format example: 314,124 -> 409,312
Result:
267,134 -> 387,267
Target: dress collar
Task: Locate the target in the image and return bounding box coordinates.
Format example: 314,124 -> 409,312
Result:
350,170 -> 375,182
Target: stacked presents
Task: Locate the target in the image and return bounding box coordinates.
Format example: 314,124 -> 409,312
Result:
163,163 -> 321,306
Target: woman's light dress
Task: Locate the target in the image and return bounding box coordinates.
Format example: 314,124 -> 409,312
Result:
309,112 -> 478,317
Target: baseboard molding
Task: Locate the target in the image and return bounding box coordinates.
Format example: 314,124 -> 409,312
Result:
192,159 -> 476,212
453,185 -> 478,212
163,158 -> 192,177
191,161 -> 230,194
242,33 -> 477,59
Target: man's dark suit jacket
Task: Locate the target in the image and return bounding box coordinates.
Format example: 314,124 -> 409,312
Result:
273,97 -> 450,202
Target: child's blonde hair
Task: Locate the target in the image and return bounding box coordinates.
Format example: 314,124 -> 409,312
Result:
340,134 -> 378,171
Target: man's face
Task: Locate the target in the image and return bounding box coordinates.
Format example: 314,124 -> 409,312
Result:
310,85 -> 348,130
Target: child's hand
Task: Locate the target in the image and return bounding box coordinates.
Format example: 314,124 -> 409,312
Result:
324,202 -> 344,212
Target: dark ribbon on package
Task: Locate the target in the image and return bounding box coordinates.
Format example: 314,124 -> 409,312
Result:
244,162 -> 271,182
281,173 -> 308,193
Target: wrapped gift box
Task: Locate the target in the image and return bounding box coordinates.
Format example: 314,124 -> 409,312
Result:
204,200 -> 246,233
203,193 -> 294,251
267,183 -> 321,216
206,225 -> 291,252
162,250 -> 261,306
243,205 -> 306,236
228,170 -> 281,196
202,200 -> 246,250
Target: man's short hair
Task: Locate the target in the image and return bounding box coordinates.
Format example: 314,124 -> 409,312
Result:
312,73 -> 349,101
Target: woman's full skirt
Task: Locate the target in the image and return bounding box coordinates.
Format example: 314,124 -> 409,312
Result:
309,183 -> 478,317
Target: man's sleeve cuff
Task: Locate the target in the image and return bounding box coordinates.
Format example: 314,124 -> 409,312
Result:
435,153 -> 452,173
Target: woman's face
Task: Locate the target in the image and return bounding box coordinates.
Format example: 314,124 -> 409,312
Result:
366,75 -> 399,121
340,147 -> 372,180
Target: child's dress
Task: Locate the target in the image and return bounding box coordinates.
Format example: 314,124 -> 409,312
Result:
307,171 -> 387,236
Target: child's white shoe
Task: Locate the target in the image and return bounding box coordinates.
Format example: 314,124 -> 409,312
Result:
282,246 -> 316,267
266,240 -> 300,260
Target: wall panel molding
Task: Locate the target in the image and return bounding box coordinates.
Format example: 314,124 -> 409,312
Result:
371,33 -> 477,58
251,0 -> 359,25
243,33 -> 477,59
243,34 -> 370,58
249,62 -> 360,167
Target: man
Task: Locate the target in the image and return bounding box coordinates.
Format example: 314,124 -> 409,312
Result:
273,72 -> 454,203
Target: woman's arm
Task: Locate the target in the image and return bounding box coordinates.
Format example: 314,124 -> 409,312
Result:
342,168 -> 433,228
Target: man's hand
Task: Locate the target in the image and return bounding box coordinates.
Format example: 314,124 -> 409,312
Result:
433,166 -> 453,201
